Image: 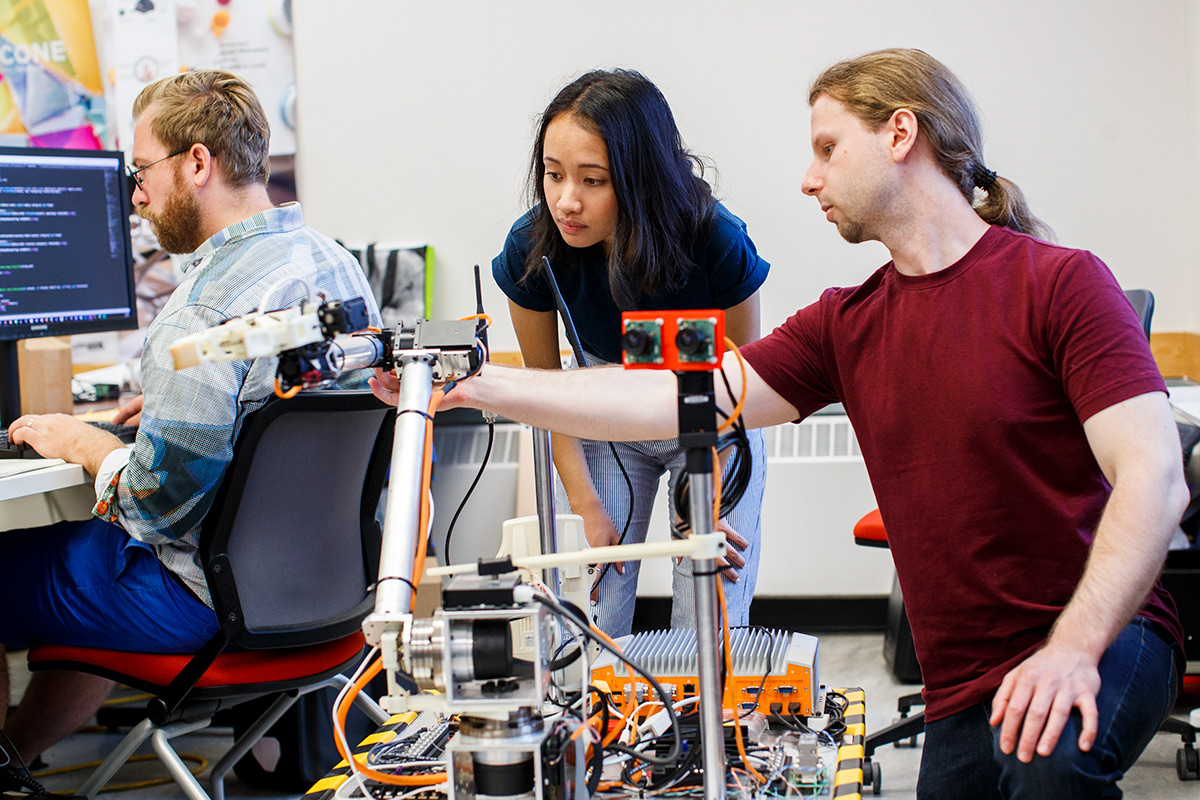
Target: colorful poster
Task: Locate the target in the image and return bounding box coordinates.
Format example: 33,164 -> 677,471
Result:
0,0 -> 105,149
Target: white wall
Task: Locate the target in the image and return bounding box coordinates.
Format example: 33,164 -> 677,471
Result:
290,0 -> 1197,348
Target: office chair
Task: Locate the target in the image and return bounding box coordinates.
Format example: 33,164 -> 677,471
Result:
1124,288 -> 1155,338
1110,288 -> 1199,780
852,289 -> 1200,792
26,390 -> 396,800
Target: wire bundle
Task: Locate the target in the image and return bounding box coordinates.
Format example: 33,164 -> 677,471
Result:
672,340 -> 753,540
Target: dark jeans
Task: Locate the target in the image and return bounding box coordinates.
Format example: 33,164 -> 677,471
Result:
917,618 -> 1179,800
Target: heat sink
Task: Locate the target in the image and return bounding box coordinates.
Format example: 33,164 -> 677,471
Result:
591,627 -> 820,717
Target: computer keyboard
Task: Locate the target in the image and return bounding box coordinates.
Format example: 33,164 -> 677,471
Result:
82,420 -> 140,444
0,436 -> 34,458
0,420 -> 138,448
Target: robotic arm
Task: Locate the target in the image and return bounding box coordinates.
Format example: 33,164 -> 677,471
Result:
172,299 -> 742,800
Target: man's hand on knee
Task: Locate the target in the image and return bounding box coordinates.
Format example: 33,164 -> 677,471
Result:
989,645 -> 1101,763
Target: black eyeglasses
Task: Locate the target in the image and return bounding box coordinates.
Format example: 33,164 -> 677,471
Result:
126,147 -> 189,191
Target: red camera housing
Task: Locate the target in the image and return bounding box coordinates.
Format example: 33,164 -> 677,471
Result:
620,310 -> 725,372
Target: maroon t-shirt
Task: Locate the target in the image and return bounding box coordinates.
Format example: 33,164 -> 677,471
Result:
742,225 -> 1182,721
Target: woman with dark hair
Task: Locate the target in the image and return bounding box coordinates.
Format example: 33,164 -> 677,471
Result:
492,68 -> 770,636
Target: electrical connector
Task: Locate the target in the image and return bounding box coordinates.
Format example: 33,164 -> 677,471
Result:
639,706 -> 675,740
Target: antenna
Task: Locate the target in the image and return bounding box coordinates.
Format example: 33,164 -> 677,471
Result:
473,264 -> 488,352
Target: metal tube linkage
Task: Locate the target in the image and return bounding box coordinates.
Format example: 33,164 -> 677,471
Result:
531,428 -> 561,595
370,355 -> 435,635
689,462 -> 725,799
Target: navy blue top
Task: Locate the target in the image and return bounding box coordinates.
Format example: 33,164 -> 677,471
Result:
492,202 -> 770,364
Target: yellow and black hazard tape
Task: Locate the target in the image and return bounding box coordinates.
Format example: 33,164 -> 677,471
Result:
832,687 -> 866,799
302,712 -> 420,800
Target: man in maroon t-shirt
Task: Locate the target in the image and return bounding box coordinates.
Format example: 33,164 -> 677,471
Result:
374,49 -> 1187,798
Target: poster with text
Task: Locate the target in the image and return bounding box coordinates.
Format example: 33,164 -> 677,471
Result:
110,0 -> 179,153
0,0 -> 105,149
176,0 -> 296,155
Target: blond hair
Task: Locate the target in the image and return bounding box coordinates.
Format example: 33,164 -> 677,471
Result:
133,69 -> 270,186
810,49 -> 1052,240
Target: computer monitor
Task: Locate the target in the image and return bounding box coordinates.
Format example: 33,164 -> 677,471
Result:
0,146 -> 138,427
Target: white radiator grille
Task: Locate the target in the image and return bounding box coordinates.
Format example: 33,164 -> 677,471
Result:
762,415 -> 861,461
429,423 -> 525,563
433,419 -> 860,465
433,424 -> 523,466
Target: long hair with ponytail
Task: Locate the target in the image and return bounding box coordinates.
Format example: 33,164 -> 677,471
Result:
809,48 -> 1053,241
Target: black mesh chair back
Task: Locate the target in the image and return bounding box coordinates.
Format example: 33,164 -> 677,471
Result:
1124,288 -> 1155,339
202,390 -> 395,649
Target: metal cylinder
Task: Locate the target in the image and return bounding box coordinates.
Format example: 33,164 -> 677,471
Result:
531,428 -> 561,595
458,711 -> 544,800
689,461 -> 726,800
407,615 -> 514,691
329,334 -> 387,373
406,616 -> 446,689
374,356 -> 435,621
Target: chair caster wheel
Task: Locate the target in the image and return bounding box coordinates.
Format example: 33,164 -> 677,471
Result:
892,718 -> 919,748
1178,744 -> 1199,781
862,759 -> 882,795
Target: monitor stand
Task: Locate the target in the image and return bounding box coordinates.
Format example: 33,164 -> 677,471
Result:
1,340 -> 21,428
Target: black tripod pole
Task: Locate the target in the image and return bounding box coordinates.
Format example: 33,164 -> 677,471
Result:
677,369 -> 726,796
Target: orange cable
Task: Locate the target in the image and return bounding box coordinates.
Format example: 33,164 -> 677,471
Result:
458,313 -> 492,326
274,377 -> 301,399
409,388 -> 444,607
717,338 -> 748,432
719,579 -> 764,783
711,446 -> 722,525
570,707 -> 604,743
334,656 -> 446,787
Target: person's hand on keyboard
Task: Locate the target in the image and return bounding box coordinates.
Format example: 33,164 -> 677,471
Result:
112,394 -> 144,427
7,413 -> 129,476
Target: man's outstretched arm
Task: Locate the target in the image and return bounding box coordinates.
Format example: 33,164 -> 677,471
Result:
369,349 -> 801,440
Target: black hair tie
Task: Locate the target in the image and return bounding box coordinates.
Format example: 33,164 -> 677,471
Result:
974,166 -> 998,191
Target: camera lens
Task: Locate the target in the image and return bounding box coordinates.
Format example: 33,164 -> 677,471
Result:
622,328 -> 651,356
675,327 -> 707,355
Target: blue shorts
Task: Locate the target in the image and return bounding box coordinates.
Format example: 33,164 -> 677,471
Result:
0,518 -> 219,652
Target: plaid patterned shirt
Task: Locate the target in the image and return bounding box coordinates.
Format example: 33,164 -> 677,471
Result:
94,203 -> 381,606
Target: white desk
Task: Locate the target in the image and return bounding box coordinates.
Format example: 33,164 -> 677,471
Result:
0,460 -> 94,530
0,461 -> 86,501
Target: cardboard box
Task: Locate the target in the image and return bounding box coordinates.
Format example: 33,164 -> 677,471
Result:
412,554 -> 442,618
70,331 -> 119,374
17,337 -> 73,415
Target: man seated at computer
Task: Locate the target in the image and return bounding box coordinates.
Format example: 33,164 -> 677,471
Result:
0,69 -> 380,769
